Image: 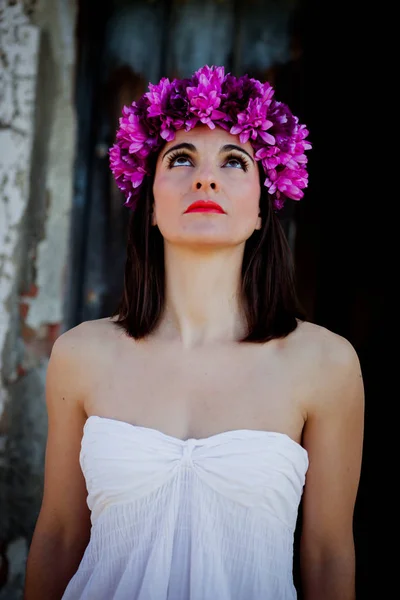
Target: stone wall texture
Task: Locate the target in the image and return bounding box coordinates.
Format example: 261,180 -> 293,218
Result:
0,1 -> 77,596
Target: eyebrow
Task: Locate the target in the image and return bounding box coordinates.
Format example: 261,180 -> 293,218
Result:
221,144 -> 254,162
162,143 -> 196,160
162,142 -> 254,162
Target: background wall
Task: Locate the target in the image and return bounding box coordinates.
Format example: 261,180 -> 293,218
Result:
0,1 -> 77,595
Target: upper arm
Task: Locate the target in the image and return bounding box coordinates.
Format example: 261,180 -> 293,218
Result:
35,327 -> 91,544
300,334 -> 364,560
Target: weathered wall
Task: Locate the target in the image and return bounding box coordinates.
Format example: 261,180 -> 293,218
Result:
0,1 -> 77,596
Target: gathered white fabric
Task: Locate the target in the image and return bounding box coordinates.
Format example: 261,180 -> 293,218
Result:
62,415 -> 308,600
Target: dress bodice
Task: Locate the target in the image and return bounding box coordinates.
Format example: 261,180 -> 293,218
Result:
62,415 -> 308,600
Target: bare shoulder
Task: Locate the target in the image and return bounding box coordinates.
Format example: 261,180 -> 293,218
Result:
50,317 -> 125,395
293,320 -> 364,411
295,319 -> 361,367
54,316 -> 123,356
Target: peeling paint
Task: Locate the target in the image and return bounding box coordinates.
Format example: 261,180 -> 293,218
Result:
0,3 -> 77,595
0,2 -> 39,417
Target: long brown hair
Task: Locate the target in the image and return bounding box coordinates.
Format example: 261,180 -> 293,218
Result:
112,162 -> 305,342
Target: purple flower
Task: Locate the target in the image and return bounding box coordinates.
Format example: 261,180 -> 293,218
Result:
273,192 -> 285,211
264,165 -> 308,203
255,146 -> 280,170
220,74 -> 259,121
134,96 -> 161,138
145,78 -> 172,117
230,97 -> 275,145
144,78 -> 185,140
116,113 -> 148,154
186,65 -> 227,128
167,78 -> 192,117
268,100 -> 297,153
109,144 -> 147,209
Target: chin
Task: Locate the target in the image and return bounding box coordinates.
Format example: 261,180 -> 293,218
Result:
159,219 -> 257,248
165,230 -> 251,249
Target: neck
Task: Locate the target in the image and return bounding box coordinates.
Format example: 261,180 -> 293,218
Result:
157,243 -> 247,347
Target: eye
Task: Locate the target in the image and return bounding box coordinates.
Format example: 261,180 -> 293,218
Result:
224,153 -> 249,172
167,152 -> 193,168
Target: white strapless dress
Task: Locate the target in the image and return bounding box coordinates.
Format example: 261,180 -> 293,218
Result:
62,415 -> 308,600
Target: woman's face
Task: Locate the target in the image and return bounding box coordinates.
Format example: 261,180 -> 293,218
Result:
152,125 -> 261,247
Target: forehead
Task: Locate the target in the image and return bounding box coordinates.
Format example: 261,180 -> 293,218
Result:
164,124 -> 254,156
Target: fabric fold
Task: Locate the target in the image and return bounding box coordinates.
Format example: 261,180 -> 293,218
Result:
62,415 -> 308,600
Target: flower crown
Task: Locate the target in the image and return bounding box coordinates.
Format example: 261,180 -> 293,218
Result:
109,65 -> 311,211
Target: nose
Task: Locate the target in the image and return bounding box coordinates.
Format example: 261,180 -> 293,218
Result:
194,180 -> 217,190
192,166 -> 219,193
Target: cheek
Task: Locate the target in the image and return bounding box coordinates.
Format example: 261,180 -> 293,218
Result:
153,173 -> 176,219
152,172 -> 183,232
153,172 -> 171,204
232,177 -> 261,221
153,170 -> 188,208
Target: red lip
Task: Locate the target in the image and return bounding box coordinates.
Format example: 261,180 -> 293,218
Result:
184,200 -> 225,214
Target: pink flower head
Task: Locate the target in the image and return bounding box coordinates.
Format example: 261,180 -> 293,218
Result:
145,78 -> 171,117
109,144 -> 147,209
186,65 -> 227,129
109,64 -> 311,211
230,97 -> 275,145
264,165 -> 308,204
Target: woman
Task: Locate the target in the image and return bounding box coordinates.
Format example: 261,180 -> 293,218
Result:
24,65 -> 364,600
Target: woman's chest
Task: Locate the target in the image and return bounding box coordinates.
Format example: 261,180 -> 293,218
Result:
84,338 -> 308,442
